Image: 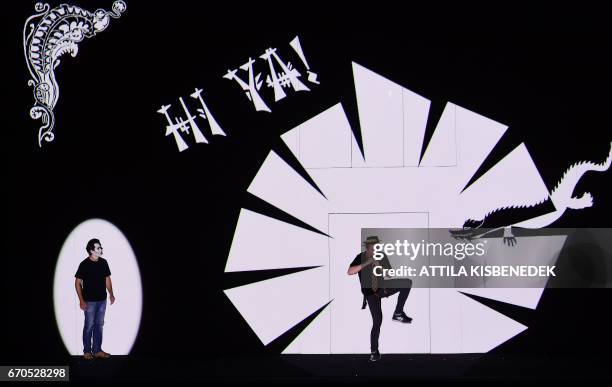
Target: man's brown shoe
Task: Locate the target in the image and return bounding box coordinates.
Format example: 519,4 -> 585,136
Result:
83,352 -> 93,360
94,351 -> 110,359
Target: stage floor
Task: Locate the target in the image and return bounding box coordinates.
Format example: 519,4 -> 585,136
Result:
67,354 -> 612,382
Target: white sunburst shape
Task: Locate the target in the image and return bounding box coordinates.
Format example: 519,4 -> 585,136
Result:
223,62 -> 575,354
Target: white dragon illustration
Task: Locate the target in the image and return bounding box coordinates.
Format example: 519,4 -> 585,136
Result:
451,142 -> 612,242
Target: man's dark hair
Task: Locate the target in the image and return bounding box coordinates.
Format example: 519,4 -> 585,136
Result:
86,238 -> 101,255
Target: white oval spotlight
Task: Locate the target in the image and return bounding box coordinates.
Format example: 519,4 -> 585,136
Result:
54,218 -> 142,355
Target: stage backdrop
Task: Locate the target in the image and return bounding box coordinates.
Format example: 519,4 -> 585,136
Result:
4,0 -> 612,367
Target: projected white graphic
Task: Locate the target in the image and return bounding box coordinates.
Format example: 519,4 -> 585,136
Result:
223,36 -> 319,113
224,62 -> 610,354
157,88 -> 227,152
54,219 -> 142,355
23,1 -> 126,146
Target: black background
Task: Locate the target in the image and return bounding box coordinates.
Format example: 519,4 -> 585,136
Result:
4,1 -> 612,381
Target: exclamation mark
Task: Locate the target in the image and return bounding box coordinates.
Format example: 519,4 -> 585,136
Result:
289,36 -> 320,85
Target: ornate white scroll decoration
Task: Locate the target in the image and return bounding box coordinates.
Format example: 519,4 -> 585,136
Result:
23,1 -> 126,146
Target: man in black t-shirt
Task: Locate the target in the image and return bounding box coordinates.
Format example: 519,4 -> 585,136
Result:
347,236 -> 413,362
75,238 -> 116,360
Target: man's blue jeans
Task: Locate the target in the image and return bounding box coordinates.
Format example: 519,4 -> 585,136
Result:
83,300 -> 106,354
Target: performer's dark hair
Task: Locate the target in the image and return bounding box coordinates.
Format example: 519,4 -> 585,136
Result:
86,238 -> 101,255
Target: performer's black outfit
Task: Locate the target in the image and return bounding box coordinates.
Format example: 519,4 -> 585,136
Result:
350,252 -> 413,353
